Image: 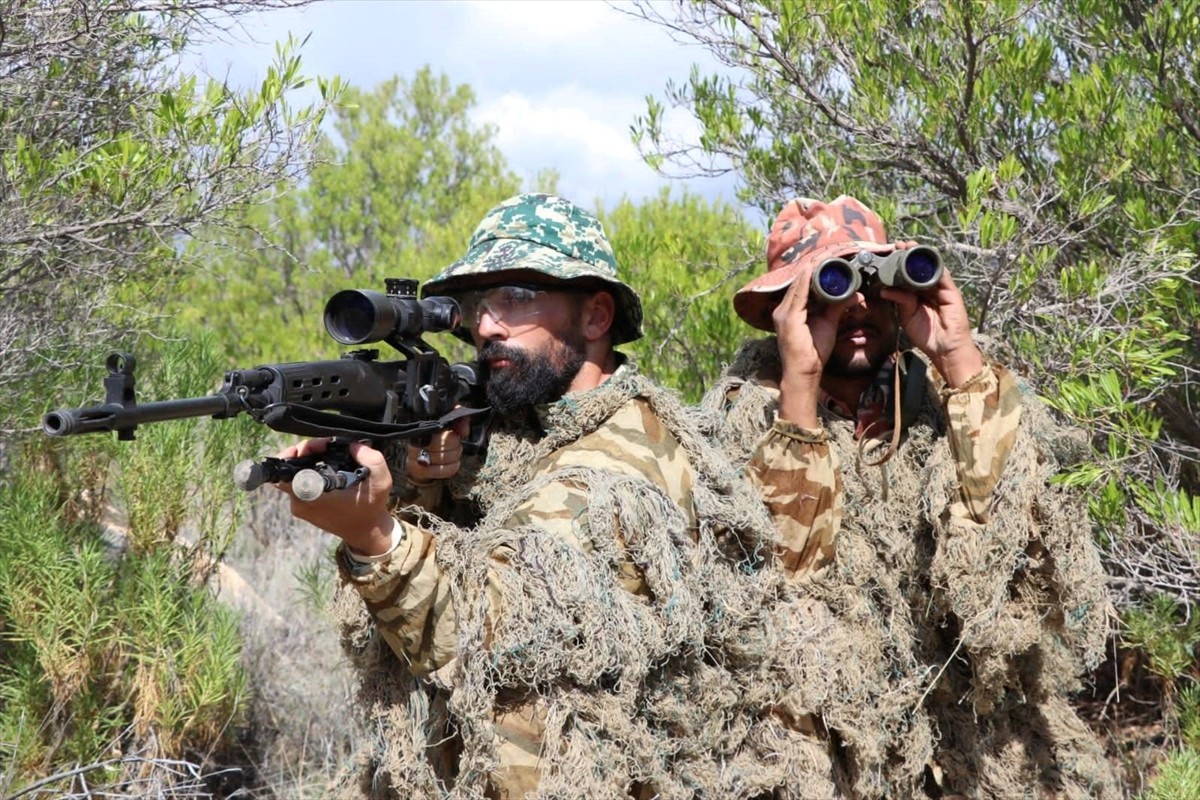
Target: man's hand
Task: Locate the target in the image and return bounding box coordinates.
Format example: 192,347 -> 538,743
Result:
274,438 -> 396,557
773,261 -> 859,427
881,265 -> 984,388
406,418 -> 469,483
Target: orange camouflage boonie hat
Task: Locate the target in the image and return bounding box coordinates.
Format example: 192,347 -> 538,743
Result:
734,195 -> 897,332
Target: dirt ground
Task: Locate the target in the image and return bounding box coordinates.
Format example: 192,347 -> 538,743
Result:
1078,643 -> 1178,798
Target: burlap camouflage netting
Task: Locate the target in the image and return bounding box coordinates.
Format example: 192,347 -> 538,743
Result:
702,337 -> 1118,799
329,367 -> 843,798
326,338 -> 1117,799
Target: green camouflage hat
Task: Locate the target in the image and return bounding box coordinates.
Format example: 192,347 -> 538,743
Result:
422,193 -> 644,344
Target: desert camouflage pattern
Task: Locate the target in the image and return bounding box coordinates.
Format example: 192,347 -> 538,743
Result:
735,195 -> 898,331
938,362 -> 1025,522
422,192 -> 643,344
718,351 -> 1020,584
741,397 -> 843,580
706,337 -> 1116,798
339,362 -> 699,797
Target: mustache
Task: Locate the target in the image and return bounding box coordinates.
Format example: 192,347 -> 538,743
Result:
837,322 -> 882,336
478,341 -> 525,364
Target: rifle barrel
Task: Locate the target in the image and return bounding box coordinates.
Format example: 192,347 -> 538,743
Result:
42,394 -> 237,437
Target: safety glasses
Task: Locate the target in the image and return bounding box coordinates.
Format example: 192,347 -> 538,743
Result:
456,284 -> 589,334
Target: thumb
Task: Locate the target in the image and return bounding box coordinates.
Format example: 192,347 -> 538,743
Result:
451,416 -> 471,438
882,289 -> 920,327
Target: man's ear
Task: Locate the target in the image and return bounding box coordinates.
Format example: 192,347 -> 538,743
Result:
581,291 -> 615,342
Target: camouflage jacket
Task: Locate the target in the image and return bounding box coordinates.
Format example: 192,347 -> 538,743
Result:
706,338 -> 1114,798
336,360 -> 704,797
727,347 -> 1019,582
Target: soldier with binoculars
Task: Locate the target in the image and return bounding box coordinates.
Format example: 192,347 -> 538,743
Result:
705,195 -> 1115,797
717,194 -> 996,580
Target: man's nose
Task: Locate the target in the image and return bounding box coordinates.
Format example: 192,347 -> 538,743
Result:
842,292 -> 869,319
473,309 -> 506,341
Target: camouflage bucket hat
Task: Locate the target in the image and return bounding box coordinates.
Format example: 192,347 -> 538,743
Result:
734,195 -> 897,332
423,193 -> 644,345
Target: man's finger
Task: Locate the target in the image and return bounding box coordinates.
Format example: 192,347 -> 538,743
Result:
773,264 -> 815,327
881,288 -> 920,321
277,436 -> 332,459
347,441 -> 387,470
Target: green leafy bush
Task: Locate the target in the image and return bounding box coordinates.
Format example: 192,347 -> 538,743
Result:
3,331 -> 268,793
0,471 -> 248,793
604,188 -> 760,402
1143,747 -> 1200,800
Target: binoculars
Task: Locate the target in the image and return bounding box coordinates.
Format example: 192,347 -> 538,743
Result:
810,246 -> 942,304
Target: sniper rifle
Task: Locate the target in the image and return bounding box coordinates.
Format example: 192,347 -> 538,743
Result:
42,278 -> 489,501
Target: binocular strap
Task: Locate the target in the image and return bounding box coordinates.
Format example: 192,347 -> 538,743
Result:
854,350 -> 907,501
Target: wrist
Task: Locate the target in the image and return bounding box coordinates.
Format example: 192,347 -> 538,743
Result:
345,512 -> 403,558
770,417 -> 828,443
777,374 -> 822,428
932,345 -> 985,389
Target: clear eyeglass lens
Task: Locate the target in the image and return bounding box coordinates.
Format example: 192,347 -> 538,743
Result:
463,286 -> 546,328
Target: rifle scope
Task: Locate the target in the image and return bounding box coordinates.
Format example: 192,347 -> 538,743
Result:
324,278 -> 461,345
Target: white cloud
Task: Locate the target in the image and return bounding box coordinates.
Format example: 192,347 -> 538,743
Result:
474,86 -> 656,204
184,0 -> 741,210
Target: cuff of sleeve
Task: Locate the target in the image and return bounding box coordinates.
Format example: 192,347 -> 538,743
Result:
345,518 -> 406,565
939,363 -> 996,403
769,416 -> 829,444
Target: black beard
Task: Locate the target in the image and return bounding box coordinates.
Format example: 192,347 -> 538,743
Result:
479,333 -> 587,415
824,348 -> 889,378
824,322 -> 891,377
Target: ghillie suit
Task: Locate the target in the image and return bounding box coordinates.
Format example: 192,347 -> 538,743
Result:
329,362 -> 850,799
703,336 -> 1118,799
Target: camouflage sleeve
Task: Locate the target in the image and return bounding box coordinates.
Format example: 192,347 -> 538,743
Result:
335,479 -> 609,678
746,417 -> 842,580
335,478 -> 617,797
929,368 -> 1111,711
335,399 -> 691,676
940,363 -> 1023,524
336,520 -> 459,675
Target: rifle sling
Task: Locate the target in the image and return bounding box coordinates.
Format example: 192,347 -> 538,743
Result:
255,403 -> 487,442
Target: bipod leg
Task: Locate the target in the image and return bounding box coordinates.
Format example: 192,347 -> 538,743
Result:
291,437 -> 372,502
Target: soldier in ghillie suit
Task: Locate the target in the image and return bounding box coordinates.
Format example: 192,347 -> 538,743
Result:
704,196 -> 1119,798
277,194 -> 787,798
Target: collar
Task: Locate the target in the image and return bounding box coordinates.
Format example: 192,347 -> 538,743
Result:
533,355 -> 637,434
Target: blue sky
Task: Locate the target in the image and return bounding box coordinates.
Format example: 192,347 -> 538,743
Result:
191,0 -> 741,212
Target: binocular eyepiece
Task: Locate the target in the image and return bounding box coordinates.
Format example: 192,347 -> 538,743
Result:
811,246 -> 942,304
324,278 -> 460,346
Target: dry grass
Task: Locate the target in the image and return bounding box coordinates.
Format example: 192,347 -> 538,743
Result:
1077,642 -> 1185,798
210,488 -> 362,797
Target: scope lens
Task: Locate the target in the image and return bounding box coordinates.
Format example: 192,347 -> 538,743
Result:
422,297 -> 461,333
816,261 -> 856,300
904,250 -> 940,285
325,291 -> 381,344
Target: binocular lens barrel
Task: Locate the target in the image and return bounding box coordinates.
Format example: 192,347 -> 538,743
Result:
324,291 -> 461,345
898,246 -> 941,288
812,258 -> 860,303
